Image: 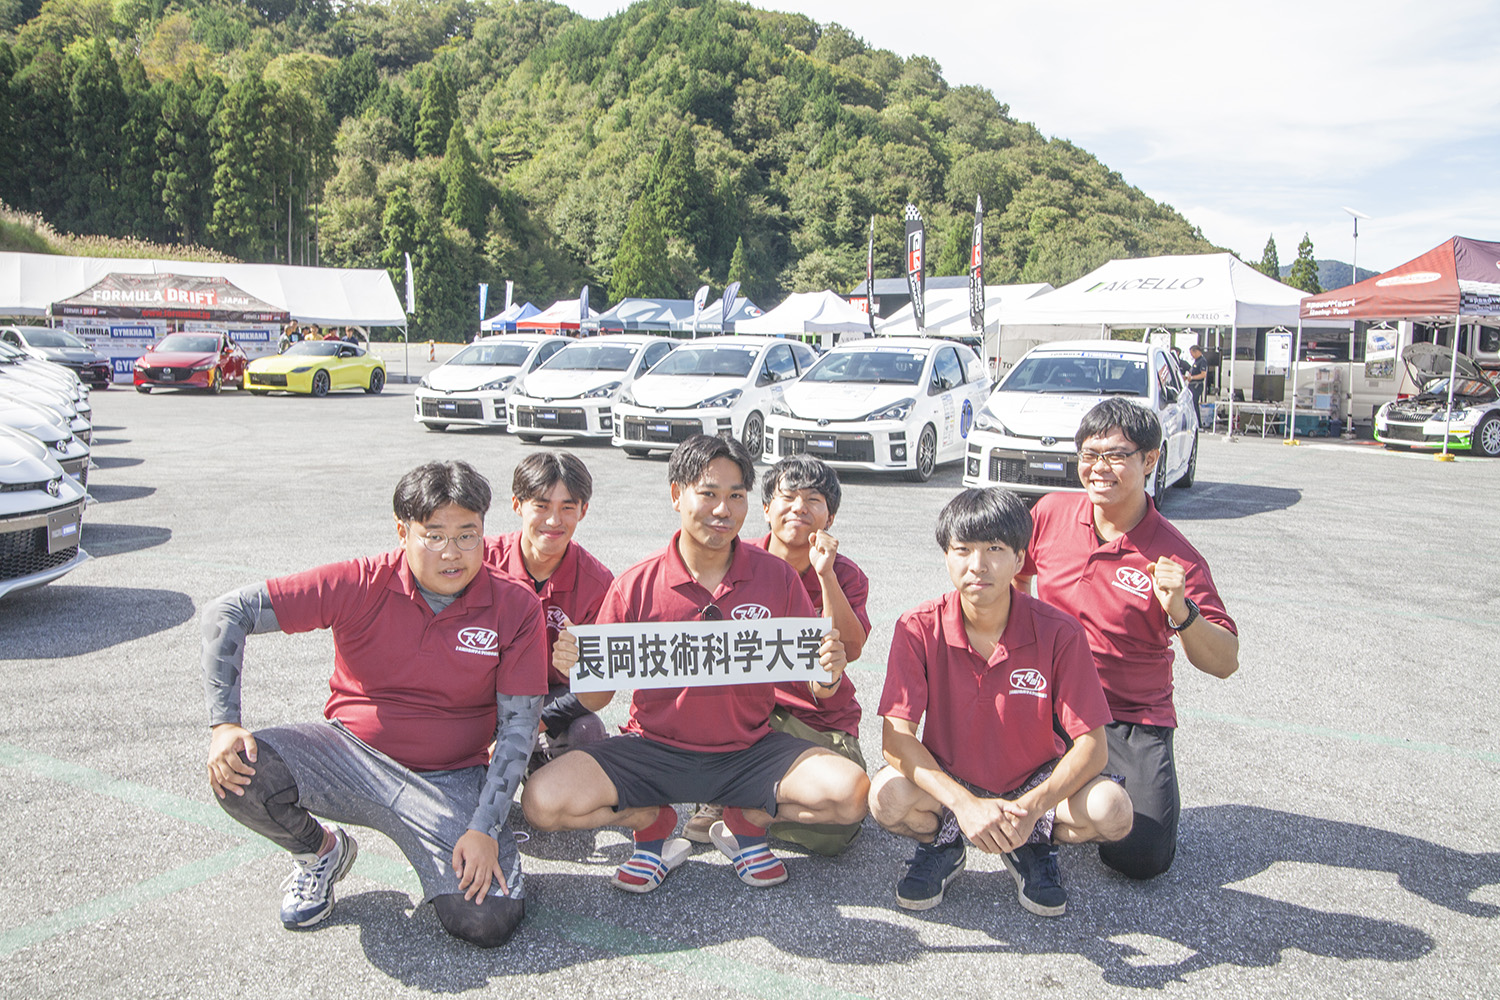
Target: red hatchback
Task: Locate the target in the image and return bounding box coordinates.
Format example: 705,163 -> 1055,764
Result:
133,333 -> 248,393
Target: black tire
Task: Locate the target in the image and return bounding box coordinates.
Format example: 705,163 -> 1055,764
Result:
366,368 -> 385,394
623,446 -> 650,458
425,422 -> 448,432
1474,413 -> 1500,457
1173,431 -> 1197,488
207,368 -> 221,394
740,411 -> 764,455
310,370 -> 331,397
906,424 -> 937,482
518,433 -> 543,443
136,385 -> 151,394
1152,444 -> 1169,500
247,389 -> 268,396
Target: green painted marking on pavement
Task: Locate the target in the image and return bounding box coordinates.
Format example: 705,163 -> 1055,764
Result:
0,842 -> 273,959
1181,710 -> 1500,764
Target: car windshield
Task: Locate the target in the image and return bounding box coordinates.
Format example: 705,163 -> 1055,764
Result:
1001,354 -> 1148,395
156,334 -> 222,353
803,349 -> 924,384
450,342 -> 532,367
283,341 -> 342,357
20,329 -> 85,348
647,347 -> 757,378
540,343 -> 638,372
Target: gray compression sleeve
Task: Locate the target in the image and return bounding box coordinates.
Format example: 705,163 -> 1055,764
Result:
201,583 -> 281,727
469,691 -> 544,840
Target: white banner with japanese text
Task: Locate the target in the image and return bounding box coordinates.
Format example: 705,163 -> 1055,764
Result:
567,618 -> 831,693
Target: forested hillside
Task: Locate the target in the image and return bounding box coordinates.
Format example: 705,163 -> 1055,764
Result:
0,0 -> 1219,336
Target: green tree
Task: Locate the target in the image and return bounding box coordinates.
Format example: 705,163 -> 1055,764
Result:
64,37 -> 127,234
1258,235 -> 1280,278
210,72 -> 282,259
322,49 -> 378,123
610,197 -> 672,300
413,69 -> 455,157
380,185 -> 423,296
155,68 -> 220,243
439,120 -> 483,236
726,235 -> 748,286
1286,232 -> 1321,292
10,46 -> 70,221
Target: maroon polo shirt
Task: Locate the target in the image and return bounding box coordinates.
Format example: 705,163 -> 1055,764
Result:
1022,492 -> 1237,727
486,531 -> 615,687
597,532 -> 817,752
879,589 -> 1111,795
267,549 -> 549,772
748,533 -> 869,737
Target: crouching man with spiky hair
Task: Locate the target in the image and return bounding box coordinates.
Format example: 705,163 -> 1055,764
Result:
869,487 -> 1133,917
200,460 -> 548,946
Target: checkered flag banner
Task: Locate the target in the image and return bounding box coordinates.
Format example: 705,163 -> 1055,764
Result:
904,204 -> 925,331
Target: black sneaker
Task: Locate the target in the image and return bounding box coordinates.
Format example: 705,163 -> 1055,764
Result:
895,838 -> 966,910
1001,842 -> 1066,917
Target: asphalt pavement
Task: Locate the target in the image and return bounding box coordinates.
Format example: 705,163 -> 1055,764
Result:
1,373 -> 1496,999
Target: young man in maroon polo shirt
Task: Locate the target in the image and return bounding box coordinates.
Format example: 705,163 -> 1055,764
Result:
521,435 -> 870,893
684,455 -> 872,855
487,452 -> 614,765
870,487 -> 1132,916
1018,397 -> 1240,880
201,460 -> 548,947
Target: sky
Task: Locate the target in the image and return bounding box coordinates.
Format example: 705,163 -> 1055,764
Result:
562,0 -> 1500,278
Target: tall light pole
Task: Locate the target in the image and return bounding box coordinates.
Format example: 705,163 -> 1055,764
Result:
1341,207 -> 1371,438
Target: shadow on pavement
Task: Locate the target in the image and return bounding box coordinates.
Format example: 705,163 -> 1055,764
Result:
83,522 -> 172,556
1163,483 -> 1301,520
92,455 -> 145,470
0,584 -> 194,658
86,483 -> 156,504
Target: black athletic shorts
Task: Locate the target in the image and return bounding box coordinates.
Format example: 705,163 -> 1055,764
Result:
578,730 -> 819,816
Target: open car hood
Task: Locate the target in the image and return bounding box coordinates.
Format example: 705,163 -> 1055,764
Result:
1404,344 -> 1498,401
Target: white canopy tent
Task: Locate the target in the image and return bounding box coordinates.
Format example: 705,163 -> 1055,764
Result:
876,282 -> 1053,371
514,297 -> 601,332
735,290 -> 872,348
670,297 -> 763,335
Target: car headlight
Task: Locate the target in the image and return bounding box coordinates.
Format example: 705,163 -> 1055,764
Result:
1448,409 -> 1470,422
133,359 -> 147,370
698,389 -> 742,409
771,399 -> 795,417
865,398 -> 914,422
291,366 -> 313,373
480,376 -> 515,392
973,408 -> 1011,435
580,381 -> 621,399
617,389 -> 637,407
191,361 -> 214,371
418,375 -> 430,389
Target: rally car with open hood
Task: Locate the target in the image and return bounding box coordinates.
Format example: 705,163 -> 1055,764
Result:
246,339 -> 384,396
1375,343 -> 1500,456
612,335 -> 817,457
0,423 -> 90,600
414,334 -> 568,431
506,335 -> 677,441
762,337 -> 991,482
961,339 -> 1198,499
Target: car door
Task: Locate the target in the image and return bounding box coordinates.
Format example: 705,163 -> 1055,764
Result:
1152,351 -> 1193,477
528,339 -> 565,372
928,345 -> 969,457
759,342 -> 799,404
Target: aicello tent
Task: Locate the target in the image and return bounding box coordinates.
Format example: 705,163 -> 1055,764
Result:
670,297 -> 764,335
52,272 -> 291,324
480,301 -> 541,332
1300,236 -> 1500,451
0,250 -> 404,326
514,298 -> 601,332
583,298 -> 698,334
735,290 -> 872,347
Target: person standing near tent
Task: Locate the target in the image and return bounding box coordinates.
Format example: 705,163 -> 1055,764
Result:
1185,346 -> 1208,427
1015,398 -> 1238,880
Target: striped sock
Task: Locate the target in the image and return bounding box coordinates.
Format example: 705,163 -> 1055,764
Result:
631,805 -> 678,856
722,807 -> 768,849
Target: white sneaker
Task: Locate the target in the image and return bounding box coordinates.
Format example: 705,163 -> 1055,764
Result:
280,827 -> 359,928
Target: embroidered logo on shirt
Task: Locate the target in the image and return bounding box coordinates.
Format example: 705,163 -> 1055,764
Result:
731,603 -> 771,620
1111,566 -> 1153,599
1010,669 -> 1048,698
456,627 -> 499,655
545,605 -> 569,632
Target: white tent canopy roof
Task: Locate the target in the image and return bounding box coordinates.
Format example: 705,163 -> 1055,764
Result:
736,290 -> 872,337
877,283 -> 1053,336
999,252 -> 1343,329
0,251 -> 406,326
671,297 -> 764,332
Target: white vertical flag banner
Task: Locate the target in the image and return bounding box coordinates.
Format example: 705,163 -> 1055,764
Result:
404,253 -> 415,315
505,280 -> 514,311
478,283 -> 488,322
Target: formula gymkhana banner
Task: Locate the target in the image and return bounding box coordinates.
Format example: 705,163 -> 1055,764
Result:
567,618 -> 831,693
51,272 -> 291,323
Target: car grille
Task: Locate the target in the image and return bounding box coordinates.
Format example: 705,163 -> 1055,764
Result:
421,398 -> 484,419
1381,423 -> 1428,442
76,428 -> 91,445
59,457 -> 89,487
0,524 -> 78,583
144,366 -> 198,381
249,372 -> 287,386
622,416 -> 701,444
988,452 -> 1080,486
0,479 -> 50,494
514,406 -> 587,430
776,430 -> 875,463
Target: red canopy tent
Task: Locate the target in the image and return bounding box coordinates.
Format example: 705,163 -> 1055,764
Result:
1299,237 -> 1500,454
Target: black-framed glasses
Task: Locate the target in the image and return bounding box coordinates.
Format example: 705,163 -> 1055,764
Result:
1077,448 -> 1141,468
698,604 -> 723,621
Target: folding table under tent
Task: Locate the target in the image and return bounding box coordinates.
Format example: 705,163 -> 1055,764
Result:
1300,236 -> 1500,453
734,290 -> 872,348
480,301 -> 541,332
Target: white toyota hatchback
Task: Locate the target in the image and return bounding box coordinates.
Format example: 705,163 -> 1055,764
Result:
506,335 -> 677,442
612,336 -> 818,457
413,334 -> 569,432
961,340 -> 1198,500
763,337 -> 991,481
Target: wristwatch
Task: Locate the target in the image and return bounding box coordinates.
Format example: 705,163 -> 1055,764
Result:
1168,598 -> 1199,632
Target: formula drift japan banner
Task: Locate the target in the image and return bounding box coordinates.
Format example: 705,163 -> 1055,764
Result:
969,195 -> 985,332
52,272 -> 290,323
904,204 -> 925,331
567,617 -> 831,693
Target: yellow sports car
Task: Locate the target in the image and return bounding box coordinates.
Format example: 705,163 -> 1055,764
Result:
246,341 -> 386,396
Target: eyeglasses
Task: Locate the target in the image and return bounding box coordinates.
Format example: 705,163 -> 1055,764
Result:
412,529 -> 482,552
1077,448 -> 1141,468
698,604 -> 723,621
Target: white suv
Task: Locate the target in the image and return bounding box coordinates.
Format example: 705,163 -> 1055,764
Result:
414,334 -> 568,432
962,340 -> 1198,499
506,336 -> 678,442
